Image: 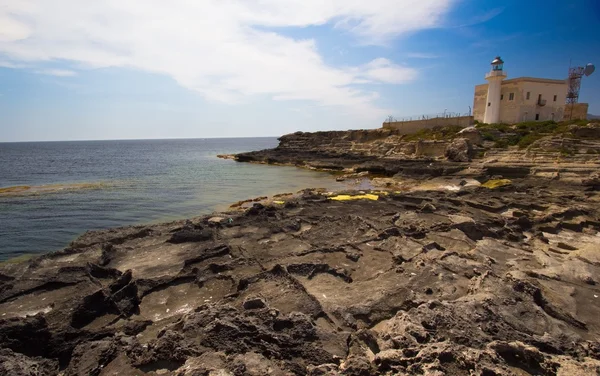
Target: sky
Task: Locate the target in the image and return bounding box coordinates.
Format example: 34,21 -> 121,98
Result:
1,0 -> 599,142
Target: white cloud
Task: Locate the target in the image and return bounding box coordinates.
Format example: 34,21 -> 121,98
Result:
34,69 -> 77,77
357,58 -> 417,84
406,52 -> 440,59
0,0 -> 453,116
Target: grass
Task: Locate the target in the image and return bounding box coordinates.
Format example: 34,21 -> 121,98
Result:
475,119 -> 596,149
396,119 -> 598,150
403,125 -> 465,141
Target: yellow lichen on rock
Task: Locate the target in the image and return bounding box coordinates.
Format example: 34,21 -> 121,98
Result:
0,185 -> 31,194
481,179 -> 512,189
329,194 -> 379,201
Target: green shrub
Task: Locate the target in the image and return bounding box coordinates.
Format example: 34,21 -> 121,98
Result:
403,125 -> 464,141
481,131 -> 497,141
517,134 -> 543,149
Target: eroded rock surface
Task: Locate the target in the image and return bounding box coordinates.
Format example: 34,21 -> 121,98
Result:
1,180 -> 599,375
228,127 -> 600,182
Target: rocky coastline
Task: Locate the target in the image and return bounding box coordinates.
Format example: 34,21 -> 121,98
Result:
2,123 -> 600,375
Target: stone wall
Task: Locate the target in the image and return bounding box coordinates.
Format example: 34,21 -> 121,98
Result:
382,116 -> 474,134
564,103 -> 588,121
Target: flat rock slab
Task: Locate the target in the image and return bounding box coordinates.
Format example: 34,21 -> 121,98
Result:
1,182 -> 600,375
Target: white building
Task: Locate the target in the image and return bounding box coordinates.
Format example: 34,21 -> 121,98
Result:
473,57 -> 569,123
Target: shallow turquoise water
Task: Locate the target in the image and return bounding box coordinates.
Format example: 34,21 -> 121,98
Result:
0,138 -> 349,260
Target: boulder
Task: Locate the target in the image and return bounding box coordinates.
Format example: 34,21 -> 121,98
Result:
445,138 -> 473,162
457,127 -> 483,145
569,123 -> 600,138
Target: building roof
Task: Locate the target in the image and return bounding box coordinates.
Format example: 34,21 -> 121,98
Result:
503,77 -> 566,85
476,77 -> 567,87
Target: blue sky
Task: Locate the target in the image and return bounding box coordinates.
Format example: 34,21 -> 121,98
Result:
1,0 -> 599,142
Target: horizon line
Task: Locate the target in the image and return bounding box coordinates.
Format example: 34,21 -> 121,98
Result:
0,135 -> 284,144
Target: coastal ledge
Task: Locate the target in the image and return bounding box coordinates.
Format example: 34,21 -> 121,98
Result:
1,178 -> 600,375
223,122 -> 600,182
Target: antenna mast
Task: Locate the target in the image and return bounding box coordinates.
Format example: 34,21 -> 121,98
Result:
566,62 -> 595,120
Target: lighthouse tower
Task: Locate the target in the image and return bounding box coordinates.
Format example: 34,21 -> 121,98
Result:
483,56 -> 507,124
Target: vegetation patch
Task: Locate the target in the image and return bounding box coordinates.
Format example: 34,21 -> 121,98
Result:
403,125 -> 465,141
476,120 -> 598,149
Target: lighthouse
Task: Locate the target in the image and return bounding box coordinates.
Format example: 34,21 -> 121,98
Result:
483,56 -> 507,124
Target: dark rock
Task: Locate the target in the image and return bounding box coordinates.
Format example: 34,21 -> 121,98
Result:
243,297 -> 267,310
168,228 -> 213,243
2,184 -> 600,375
0,315 -> 51,357
0,348 -> 59,376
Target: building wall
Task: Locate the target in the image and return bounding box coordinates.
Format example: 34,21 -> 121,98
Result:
382,116 -> 474,134
473,84 -> 487,122
564,103 -> 589,121
473,78 -> 567,124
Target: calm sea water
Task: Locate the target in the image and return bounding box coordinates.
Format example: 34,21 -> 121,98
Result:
0,138 -> 349,261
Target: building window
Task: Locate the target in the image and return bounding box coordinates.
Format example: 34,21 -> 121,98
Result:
509,93 -> 515,101
488,102 -> 491,107
553,95 -> 557,102
526,92 -> 530,100
500,94 -> 504,100
535,113 -> 540,120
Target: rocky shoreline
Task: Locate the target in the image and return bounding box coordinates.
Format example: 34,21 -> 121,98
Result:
223,123 -> 600,183
1,179 -> 599,375
2,124 -> 600,375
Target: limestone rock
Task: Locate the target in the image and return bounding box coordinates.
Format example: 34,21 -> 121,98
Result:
570,123 -> 600,138
445,138 -> 473,162
457,126 -> 483,145
2,184 -> 600,375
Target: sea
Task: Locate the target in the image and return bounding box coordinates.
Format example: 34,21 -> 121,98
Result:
0,138 -> 351,261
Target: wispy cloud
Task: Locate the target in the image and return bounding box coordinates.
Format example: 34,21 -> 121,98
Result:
470,33 -> 523,49
0,0 -> 454,117
450,7 -> 505,28
34,69 -> 77,77
406,52 -> 440,59
0,59 -> 27,68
